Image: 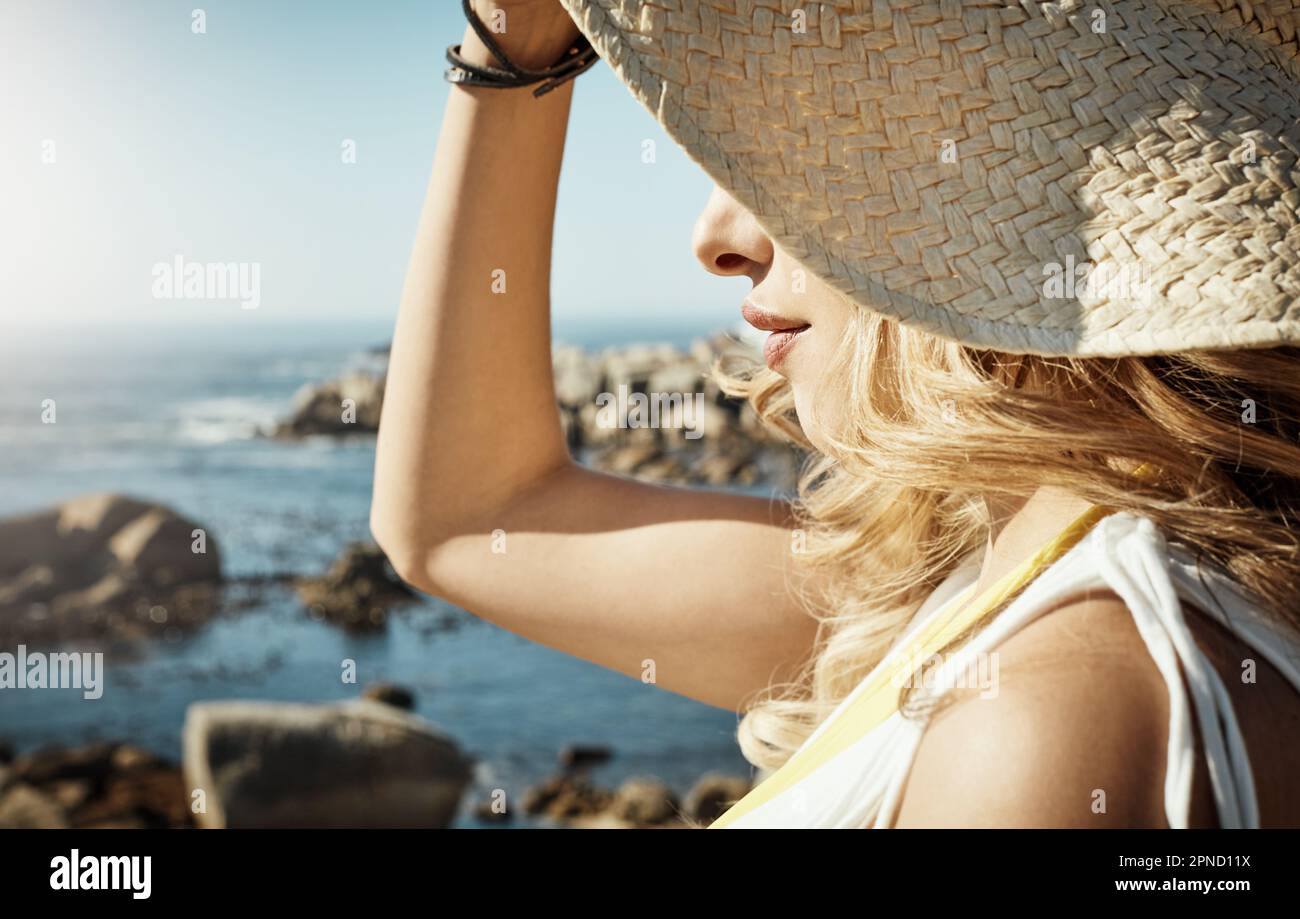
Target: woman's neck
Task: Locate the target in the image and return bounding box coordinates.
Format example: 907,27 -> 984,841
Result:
970,486 -> 1096,601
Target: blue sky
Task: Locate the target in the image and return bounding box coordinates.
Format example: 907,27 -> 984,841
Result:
1,0 -> 747,331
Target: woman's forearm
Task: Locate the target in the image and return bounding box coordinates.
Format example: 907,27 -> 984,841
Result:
372,11 -> 581,561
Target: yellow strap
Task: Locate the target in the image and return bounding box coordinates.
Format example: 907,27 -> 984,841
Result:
710,502 -> 1116,829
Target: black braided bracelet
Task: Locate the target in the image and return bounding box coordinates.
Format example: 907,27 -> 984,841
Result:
445,0 -> 599,97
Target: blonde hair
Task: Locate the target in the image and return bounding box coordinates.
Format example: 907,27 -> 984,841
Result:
718,310 -> 1300,771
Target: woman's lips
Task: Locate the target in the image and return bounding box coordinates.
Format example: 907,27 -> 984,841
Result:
762,326 -> 810,369
741,301 -> 811,370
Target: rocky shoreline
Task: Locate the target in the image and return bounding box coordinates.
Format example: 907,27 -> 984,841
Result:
0,332 -> 772,829
0,741 -> 192,829
0,489 -> 754,830
273,333 -> 803,491
0,739 -> 752,830
502,768 -> 752,829
0,684 -> 752,829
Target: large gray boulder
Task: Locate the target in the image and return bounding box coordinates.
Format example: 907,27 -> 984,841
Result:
182,700 -> 471,828
0,494 -> 221,647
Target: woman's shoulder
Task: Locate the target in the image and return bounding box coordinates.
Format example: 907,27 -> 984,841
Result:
894,590 -> 1172,827
896,532 -> 1300,827
891,509 -> 1300,827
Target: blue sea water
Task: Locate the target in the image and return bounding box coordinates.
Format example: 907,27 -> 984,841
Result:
0,317 -> 754,826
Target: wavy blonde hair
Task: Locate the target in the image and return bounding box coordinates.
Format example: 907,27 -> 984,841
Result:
718,309 -> 1300,771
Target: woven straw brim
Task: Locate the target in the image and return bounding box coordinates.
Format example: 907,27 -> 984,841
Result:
561,0 -> 1300,357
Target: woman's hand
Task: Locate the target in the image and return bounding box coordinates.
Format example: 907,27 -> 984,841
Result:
461,1 -> 582,72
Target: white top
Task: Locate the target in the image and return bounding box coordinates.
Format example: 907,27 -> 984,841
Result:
726,513 -> 1300,828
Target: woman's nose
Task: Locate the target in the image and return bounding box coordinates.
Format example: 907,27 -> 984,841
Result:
691,186 -> 774,281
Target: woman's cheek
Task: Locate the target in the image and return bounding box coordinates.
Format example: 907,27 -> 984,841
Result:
791,385 -> 825,450
791,373 -> 843,456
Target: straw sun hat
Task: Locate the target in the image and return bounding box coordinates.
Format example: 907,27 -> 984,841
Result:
558,0 -> 1300,356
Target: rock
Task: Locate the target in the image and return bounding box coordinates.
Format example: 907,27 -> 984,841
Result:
0,564 -> 56,607
690,336 -> 722,368
0,741 -> 192,829
182,699 -> 471,828
691,449 -> 759,487
636,453 -> 690,483
10,742 -> 119,786
647,360 -> 704,396
45,779 -> 94,811
0,740 -> 13,764
609,777 -> 679,826
576,402 -> 622,447
0,783 -> 70,829
75,767 -> 191,829
683,773 -> 752,824
109,507 -> 219,587
111,744 -> 164,772
552,344 -> 602,408
591,443 -> 664,476
515,769 -> 750,829
520,773 -> 611,821
362,682 -> 416,711
557,743 -> 613,771
295,542 -> 415,632
602,343 -> 685,391
649,400 -> 733,450
273,372 -> 385,437
0,494 -> 222,648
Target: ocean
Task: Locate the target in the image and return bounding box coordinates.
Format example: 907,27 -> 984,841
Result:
0,317 -> 755,826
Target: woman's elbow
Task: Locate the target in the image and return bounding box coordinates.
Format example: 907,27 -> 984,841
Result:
369,507 -> 440,595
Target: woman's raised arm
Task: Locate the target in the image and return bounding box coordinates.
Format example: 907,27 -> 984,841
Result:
370,2 -> 818,710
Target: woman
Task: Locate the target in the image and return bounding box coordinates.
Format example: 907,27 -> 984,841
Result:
372,0 -> 1300,827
